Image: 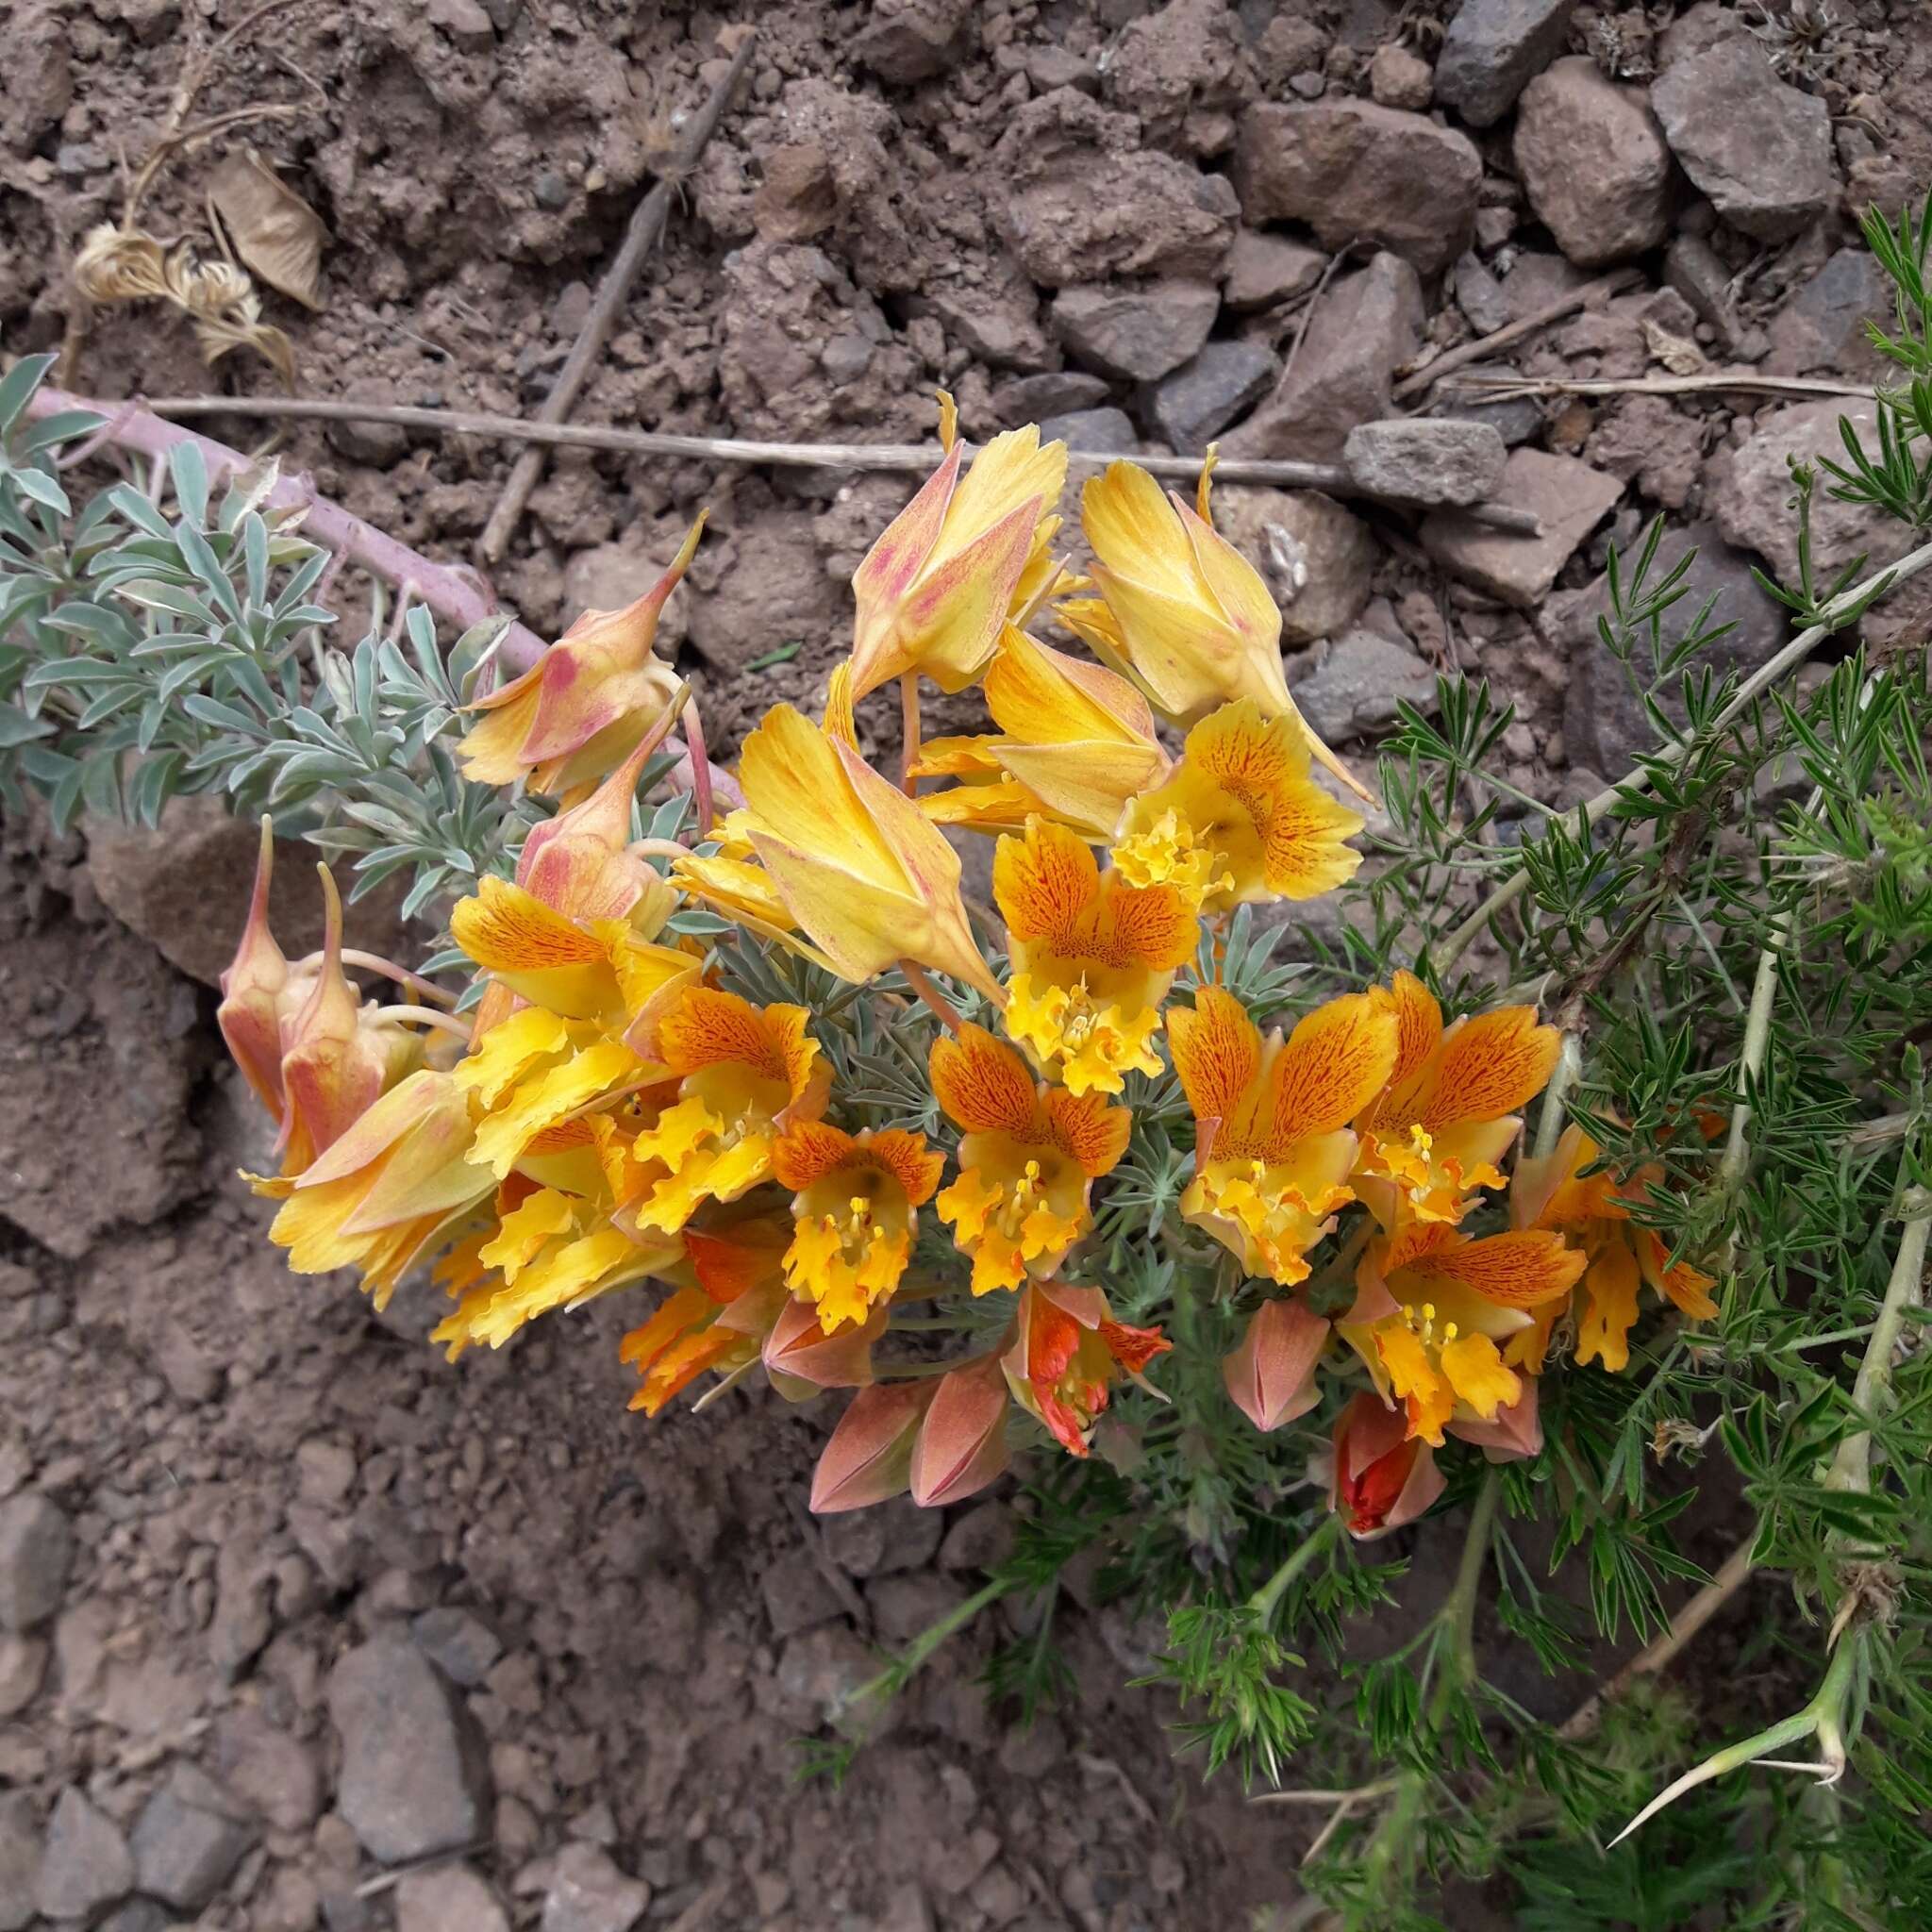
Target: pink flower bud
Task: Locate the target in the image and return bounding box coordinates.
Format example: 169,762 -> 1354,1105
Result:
910,1356 -> 1010,1508
1223,1298 -> 1328,1432
809,1382 -> 935,1514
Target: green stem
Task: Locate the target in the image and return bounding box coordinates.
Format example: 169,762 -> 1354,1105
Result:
1249,1516 -> 1341,1624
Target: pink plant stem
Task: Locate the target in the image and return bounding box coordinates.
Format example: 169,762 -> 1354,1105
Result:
23,384 -> 741,808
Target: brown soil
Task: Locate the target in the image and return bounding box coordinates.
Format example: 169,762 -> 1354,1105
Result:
1,0 -> 1924,1926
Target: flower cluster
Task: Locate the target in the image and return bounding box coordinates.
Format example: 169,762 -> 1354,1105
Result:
220,408 -> 1717,1535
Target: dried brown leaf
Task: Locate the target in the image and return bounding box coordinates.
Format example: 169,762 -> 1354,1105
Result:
1642,318 -> 1707,377
208,150 -> 329,310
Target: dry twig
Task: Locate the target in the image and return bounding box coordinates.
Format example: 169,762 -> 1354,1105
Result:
476,33 -> 758,562
1392,268 -> 1646,400
1445,371 -> 1877,404
130,395 -> 1549,536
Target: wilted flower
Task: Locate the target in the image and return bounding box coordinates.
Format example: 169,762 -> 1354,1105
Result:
457,517 -> 702,797
735,703 -> 1005,1007
1111,699 -> 1364,914
995,818 -> 1196,1096
1340,1224 -> 1587,1445
217,820 -> 308,1121
255,1068 -> 492,1308
1353,971 -> 1561,1231
930,1023 -> 1129,1294
916,626 -> 1172,840
1326,1391 -> 1446,1540
1511,1124 -> 1719,1372
848,413 -> 1066,699
1002,1282 -> 1171,1457
1223,1296 -> 1329,1433
1168,986 -> 1398,1286
773,1120 -> 945,1333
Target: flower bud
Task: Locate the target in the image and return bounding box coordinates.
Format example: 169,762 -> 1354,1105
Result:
809,1382 -> 937,1514
1223,1298 -> 1328,1432
1328,1391 -> 1445,1541
910,1355 -> 1010,1507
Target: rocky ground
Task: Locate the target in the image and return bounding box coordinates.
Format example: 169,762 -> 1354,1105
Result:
2,0 -> 1928,1926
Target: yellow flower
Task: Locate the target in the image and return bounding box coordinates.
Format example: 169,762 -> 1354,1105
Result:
735,702 -> 1004,1007
848,409 -> 1066,699
930,1024 -> 1130,1295
255,1068 -> 493,1308
773,1121 -> 945,1333
1055,456 -> 1369,800
912,625 -> 1173,840
1111,699 -> 1364,915
622,987 -> 831,1237
456,516 -> 702,798
1339,1223 -> 1587,1445
1168,986 -> 1399,1286
431,1179 -> 680,1354
1354,972 -> 1560,1230
993,818 -> 1197,1096
1510,1124 -> 1719,1373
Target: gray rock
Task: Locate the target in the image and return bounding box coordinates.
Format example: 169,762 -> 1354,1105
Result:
1343,419 -> 1507,508
541,1843 -> 651,1932
327,1633 -> 492,1865
1514,58 -> 1673,267
1367,42 -> 1433,110
1765,246 -> 1891,380
938,1503 -> 1014,1574
1233,101 -> 1480,275
0,1492 -> 71,1633
0,1633 -> 45,1716
1050,279 -> 1219,382
411,1606 -> 503,1689
917,280 -> 1057,370
1422,447 -> 1624,607
1213,487 -> 1379,644
1454,252 -> 1511,335
36,1787 -> 134,1923
1037,407 -> 1138,453
1658,0 -> 1755,68
1665,232 -> 1755,352
1651,42 -> 1835,241
758,1550 -> 845,1638
1149,340 -> 1281,452
213,1707 -> 324,1832
992,371 -> 1110,425
992,89 -> 1239,286
1220,228 -> 1325,312
821,1509 -> 890,1579
397,1862 -> 510,1932
98,1904 -> 170,1932
1224,252 -> 1424,464
0,1792 -> 38,1932
324,384 -> 410,468
426,0 -> 494,51
130,1786 -> 256,1911
853,0 -> 973,84
869,1573 -> 968,1643
1432,386 -> 1550,451
1710,399 -> 1912,586
1434,0 -> 1574,127
775,1624 -> 895,1738
1291,630 -> 1441,742
870,1495 -> 944,1575
1549,523 -> 1791,774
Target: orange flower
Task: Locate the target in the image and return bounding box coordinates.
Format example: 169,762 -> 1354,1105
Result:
1339,1224 -> 1587,1445
456,516 -> 702,797
734,702 -> 1004,1007
914,626 -> 1172,840
1167,987 -> 1398,1286
1326,1391 -> 1445,1540
1510,1124 -> 1719,1373
930,1024 -> 1130,1294
1110,699 -> 1364,914
848,410 -> 1065,699
619,1284 -> 758,1417
994,817 -> 1196,1096
773,1120 -> 945,1332
1001,1281 -> 1170,1457
622,988 -> 831,1237
1354,972 -> 1561,1229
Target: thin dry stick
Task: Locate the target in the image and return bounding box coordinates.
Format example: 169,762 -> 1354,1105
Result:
1391,267 -> 1646,401
1557,1536 -> 1758,1740
1277,242 -> 1355,394
22,382 -> 737,805
129,395 -> 1550,536
476,34 -> 758,563
1447,372 -> 1876,405
1434,533 -> 1932,970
